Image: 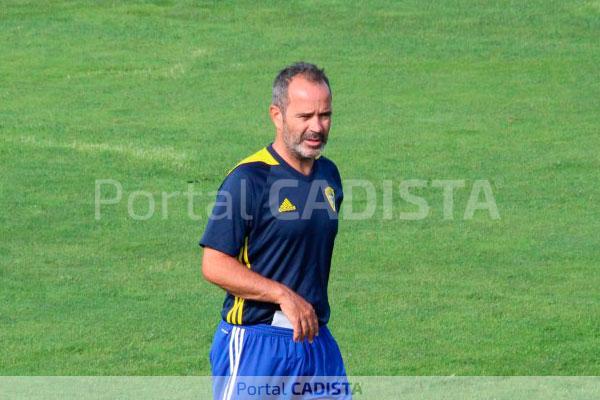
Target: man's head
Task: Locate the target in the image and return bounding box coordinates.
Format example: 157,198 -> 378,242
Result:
270,62 -> 332,160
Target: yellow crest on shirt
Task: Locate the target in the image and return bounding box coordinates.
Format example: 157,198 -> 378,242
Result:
324,186 -> 336,212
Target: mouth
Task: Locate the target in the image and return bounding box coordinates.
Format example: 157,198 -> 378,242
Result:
302,135 -> 326,149
303,138 -> 322,148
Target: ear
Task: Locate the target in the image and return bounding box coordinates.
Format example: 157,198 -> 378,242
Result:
269,104 -> 284,132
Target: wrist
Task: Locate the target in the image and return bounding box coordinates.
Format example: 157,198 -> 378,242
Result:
272,284 -> 289,305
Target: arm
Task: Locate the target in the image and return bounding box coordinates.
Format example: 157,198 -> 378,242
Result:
202,246 -> 319,342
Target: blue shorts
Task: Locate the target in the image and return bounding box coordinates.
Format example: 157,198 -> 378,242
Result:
210,320 -> 351,400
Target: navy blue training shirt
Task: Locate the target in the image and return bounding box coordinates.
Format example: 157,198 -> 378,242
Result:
200,144 -> 343,326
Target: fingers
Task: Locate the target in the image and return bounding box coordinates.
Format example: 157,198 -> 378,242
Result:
310,313 -> 319,343
304,311 -> 318,343
299,309 -> 319,343
291,309 -> 316,343
292,319 -> 302,342
299,317 -> 310,343
278,287 -> 319,343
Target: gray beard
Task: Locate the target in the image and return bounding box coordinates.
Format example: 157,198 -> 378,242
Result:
282,126 -> 326,160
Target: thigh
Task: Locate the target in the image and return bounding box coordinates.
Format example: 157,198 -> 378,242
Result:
211,323 -> 292,400
303,327 -> 348,377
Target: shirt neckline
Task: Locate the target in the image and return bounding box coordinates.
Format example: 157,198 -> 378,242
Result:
267,143 -> 319,182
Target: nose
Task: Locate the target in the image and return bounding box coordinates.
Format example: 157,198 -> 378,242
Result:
309,116 -> 324,133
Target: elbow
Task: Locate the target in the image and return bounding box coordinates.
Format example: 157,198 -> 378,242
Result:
201,249 -> 220,284
201,257 -> 215,283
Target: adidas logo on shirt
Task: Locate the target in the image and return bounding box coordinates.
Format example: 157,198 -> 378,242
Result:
278,198 -> 297,213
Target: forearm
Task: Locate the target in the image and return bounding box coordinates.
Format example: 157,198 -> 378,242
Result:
201,247 -> 288,304
202,246 -> 318,341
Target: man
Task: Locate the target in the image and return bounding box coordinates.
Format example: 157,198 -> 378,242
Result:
200,62 -> 349,400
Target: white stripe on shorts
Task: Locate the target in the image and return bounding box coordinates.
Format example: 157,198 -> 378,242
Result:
222,327 -> 245,400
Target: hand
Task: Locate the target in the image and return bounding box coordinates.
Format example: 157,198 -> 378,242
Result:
277,286 -> 319,343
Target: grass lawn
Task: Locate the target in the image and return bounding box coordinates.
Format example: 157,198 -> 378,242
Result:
1,0 -> 599,375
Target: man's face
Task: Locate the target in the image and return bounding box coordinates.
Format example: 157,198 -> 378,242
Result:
280,76 -> 332,160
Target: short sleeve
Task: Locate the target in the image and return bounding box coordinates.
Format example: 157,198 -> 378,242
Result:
199,168 -> 255,257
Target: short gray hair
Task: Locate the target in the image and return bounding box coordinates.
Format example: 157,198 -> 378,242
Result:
272,62 -> 331,114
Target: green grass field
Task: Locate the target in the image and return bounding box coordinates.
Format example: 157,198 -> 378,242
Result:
1,0 -> 599,376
